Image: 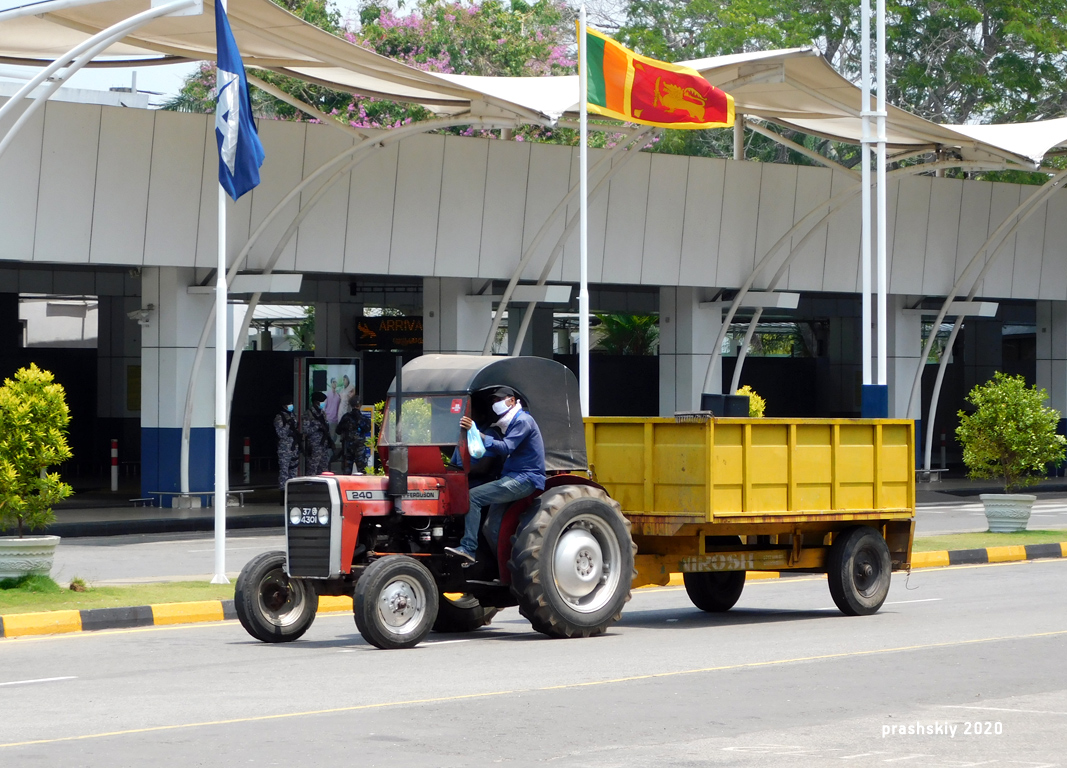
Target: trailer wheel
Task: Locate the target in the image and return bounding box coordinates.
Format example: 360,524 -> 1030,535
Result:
354,556 -> 439,649
509,485 -> 636,639
432,593 -> 498,633
682,536 -> 746,612
827,526 -> 892,616
234,551 -> 318,643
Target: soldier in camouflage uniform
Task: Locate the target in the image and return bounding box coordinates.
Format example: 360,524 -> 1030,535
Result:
335,391 -> 372,474
273,397 -> 300,489
304,391 -> 334,475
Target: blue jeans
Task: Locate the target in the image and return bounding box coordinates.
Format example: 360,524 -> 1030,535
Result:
459,476 -> 536,555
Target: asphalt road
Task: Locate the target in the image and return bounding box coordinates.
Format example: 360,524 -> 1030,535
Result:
46,497 -> 1067,585
2,559 -> 1065,766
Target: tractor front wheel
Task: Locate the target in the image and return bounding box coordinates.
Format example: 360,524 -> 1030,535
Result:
509,485 -> 636,639
234,551 -> 318,643
354,556 -> 439,649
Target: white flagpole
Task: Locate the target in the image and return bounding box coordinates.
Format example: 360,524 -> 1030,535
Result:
212,0 -> 229,585
860,0 -> 872,390
875,0 -> 888,391
578,3 -> 590,418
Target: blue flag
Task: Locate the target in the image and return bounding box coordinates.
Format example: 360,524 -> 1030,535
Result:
215,1 -> 265,200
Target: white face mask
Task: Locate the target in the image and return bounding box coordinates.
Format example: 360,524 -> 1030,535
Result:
492,399 -> 511,416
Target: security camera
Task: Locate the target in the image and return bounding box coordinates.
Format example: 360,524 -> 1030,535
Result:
127,304 -> 155,326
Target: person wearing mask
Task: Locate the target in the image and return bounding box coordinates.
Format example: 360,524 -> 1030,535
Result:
304,391 -> 334,475
273,396 -> 300,489
446,386 -> 545,564
335,390 -> 371,474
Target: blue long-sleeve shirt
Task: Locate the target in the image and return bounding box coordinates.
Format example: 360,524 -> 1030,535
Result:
480,410 -> 546,490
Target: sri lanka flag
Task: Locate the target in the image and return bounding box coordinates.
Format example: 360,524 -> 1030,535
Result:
581,26 -> 734,130
215,1 -> 265,200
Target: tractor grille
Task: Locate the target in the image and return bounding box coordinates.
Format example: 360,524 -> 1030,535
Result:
286,480 -> 333,578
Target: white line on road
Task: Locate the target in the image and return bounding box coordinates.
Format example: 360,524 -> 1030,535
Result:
0,676 -> 76,687
426,639 -> 471,646
940,705 -> 1067,716
883,598 -> 942,605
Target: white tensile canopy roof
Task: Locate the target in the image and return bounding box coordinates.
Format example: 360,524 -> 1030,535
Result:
3,0 -> 1067,168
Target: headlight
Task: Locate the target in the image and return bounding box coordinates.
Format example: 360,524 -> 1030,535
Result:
289,507 -> 300,525
318,507 -> 330,524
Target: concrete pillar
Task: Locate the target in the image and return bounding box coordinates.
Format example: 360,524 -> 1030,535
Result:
887,295 -> 923,418
823,300 -> 861,416
1037,300 -> 1067,412
659,286 -> 721,415
422,277 -> 494,355
139,267 -> 219,497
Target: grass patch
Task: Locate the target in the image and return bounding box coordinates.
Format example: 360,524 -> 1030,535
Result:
914,529 -> 1067,552
0,576 -> 234,615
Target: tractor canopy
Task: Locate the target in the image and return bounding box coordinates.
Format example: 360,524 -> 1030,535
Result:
387,355 -> 587,473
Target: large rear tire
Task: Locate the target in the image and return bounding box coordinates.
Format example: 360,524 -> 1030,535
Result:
234,550 -> 318,643
827,526 -> 892,616
508,485 -> 636,639
432,593 -> 498,633
354,556 -> 439,649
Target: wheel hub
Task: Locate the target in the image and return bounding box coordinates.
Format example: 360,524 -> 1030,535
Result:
378,578 -> 422,629
554,527 -> 604,600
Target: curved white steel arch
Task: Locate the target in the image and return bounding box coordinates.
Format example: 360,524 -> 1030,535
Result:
0,0 -> 197,164
905,169 -> 1067,419
177,114 -> 519,489
479,125 -> 655,355
918,170 -> 1067,471
507,129 -> 664,354
706,160 -> 1015,401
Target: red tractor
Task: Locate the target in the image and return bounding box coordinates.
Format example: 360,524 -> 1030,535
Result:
235,355 -> 636,649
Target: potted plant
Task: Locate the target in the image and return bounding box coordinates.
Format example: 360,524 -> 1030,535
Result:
956,372 -> 1066,532
0,364 -> 73,578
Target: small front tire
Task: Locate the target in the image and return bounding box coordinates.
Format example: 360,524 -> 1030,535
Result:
354,556 -> 439,649
234,550 -> 318,643
827,526 -> 892,616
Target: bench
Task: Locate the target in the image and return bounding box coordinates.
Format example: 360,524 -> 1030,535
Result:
915,468 -> 948,483
225,489 -> 255,507
129,497 -> 155,507
148,491 -> 213,509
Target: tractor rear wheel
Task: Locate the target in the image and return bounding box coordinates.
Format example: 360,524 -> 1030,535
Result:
234,550 -> 318,643
354,556 -> 439,649
827,526 -> 892,616
432,593 -> 498,633
508,485 -> 636,639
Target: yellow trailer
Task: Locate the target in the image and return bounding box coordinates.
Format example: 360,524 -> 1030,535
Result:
585,416 -> 915,615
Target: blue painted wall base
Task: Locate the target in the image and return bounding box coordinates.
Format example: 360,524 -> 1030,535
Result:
861,384 -> 889,418
141,427 -> 215,502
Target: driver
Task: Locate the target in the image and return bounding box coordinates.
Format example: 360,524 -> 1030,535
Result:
446,387 -> 546,564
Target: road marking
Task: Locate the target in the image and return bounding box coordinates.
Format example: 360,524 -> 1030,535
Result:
425,639 -> 470,646
0,676 -> 76,687
940,705 -> 1067,716
883,598 -> 942,605
6,628 -> 1067,749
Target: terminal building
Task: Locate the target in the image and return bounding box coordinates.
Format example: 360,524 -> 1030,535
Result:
2,0 -> 1067,497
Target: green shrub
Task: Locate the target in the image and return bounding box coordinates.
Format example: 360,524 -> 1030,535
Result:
0,364 -> 74,537
956,372 -> 1066,493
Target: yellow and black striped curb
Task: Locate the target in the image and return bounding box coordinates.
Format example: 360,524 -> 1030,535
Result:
2,543 -> 1064,639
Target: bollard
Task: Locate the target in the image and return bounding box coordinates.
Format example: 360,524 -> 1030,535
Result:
243,437 -> 251,484
110,439 -> 118,492
940,431 -> 946,470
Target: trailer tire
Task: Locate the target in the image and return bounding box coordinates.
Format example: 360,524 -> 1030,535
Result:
234,550 -> 318,643
508,485 -> 636,639
354,556 -> 439,649
827,526 -> 892,616
683,571 -> 746,612
432,593 -> 498,633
